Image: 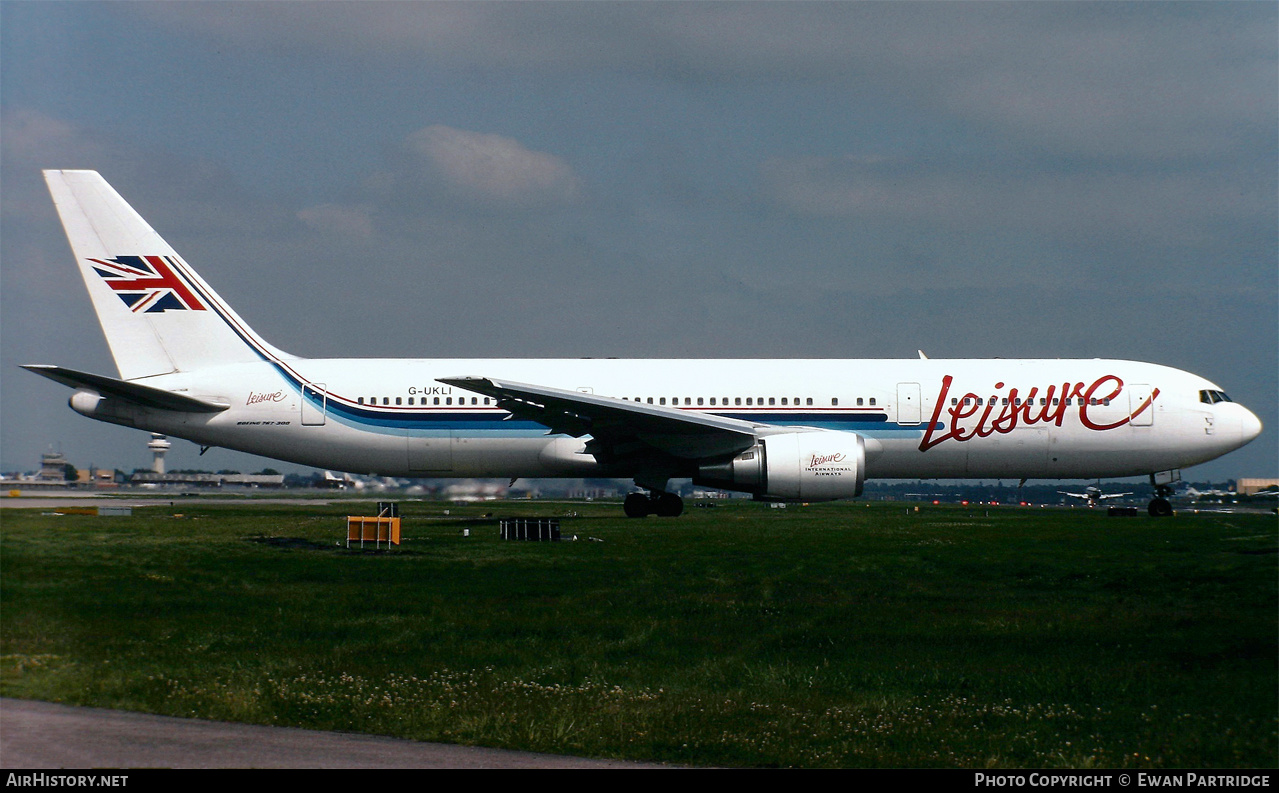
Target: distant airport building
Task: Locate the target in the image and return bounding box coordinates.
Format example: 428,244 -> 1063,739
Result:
36,450 -> 70,483
76,468 -> 118,488
0,449 -> 117,490
1236,478 -> 1279,496
129,472 -> 285,488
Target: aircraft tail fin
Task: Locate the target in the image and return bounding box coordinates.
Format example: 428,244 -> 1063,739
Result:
43,170 -> 292,380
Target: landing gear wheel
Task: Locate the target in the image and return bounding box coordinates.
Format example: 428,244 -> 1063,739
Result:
624,492 -> 650,518
1148,497 -> 1173,518
653,492 -> 684,518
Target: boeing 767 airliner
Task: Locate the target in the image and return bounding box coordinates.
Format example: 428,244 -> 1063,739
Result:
26,170 -> 1262,517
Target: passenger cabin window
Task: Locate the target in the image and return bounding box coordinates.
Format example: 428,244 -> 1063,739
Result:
832,398 -> 839,406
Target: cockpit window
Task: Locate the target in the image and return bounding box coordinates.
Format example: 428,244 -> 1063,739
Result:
1199,389 -> 1233,405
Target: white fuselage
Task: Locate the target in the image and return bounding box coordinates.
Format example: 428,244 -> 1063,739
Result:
39,170 -> 1263,496
107,356 -> 1261,482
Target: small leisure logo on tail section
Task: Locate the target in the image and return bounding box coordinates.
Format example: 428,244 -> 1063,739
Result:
88,255 -> 207,313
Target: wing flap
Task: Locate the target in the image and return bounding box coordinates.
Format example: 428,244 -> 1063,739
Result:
438,376 -> 760,460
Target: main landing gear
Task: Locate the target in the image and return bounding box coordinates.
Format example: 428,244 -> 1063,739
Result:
624,491 -> 684,518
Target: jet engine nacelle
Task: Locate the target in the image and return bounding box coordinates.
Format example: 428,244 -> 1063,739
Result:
694,430 -> 866,501
69,388 -> 138,427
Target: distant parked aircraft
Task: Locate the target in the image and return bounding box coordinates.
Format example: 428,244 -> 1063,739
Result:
1058,485 -> 1133,507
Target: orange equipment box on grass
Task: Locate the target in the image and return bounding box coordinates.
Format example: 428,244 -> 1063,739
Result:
346,516 -> 400,547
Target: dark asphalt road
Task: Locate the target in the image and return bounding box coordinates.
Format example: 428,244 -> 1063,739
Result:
0,698 -> 663,769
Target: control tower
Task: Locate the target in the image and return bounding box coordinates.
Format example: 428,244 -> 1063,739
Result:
147,434 -> 171,475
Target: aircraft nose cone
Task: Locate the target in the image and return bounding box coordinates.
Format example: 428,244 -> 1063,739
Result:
1240,407 -> 1263,444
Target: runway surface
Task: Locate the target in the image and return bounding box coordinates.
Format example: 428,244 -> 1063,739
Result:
0,699 -> 663,769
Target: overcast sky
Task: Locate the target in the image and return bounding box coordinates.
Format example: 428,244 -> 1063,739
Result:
1,1 -> 1274,481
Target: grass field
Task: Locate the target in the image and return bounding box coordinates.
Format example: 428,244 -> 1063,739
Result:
1,498 -> 1275,768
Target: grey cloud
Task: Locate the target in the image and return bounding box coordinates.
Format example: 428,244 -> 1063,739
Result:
761,154 -> 1273,259
401,125 -> 583,207
130,3 -> 1274,162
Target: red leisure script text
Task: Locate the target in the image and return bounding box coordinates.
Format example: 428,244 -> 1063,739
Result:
919,375 -> 1159,452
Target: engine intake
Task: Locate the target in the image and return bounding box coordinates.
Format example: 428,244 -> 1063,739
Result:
695,430 -> 866,501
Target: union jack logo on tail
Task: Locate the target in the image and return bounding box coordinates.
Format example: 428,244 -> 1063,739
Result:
88,256 -> 206,313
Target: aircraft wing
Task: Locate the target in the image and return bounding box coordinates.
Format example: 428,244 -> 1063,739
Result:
437,376 -> 762,460
22,365 -> 230,413
1097,492 -> 1132,500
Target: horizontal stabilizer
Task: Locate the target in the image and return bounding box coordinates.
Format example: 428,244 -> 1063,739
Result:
22,365 -> 229,413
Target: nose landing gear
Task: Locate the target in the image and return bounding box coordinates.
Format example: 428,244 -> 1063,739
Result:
1148,494 -> 1174,517
1148,470 -> 1180,517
